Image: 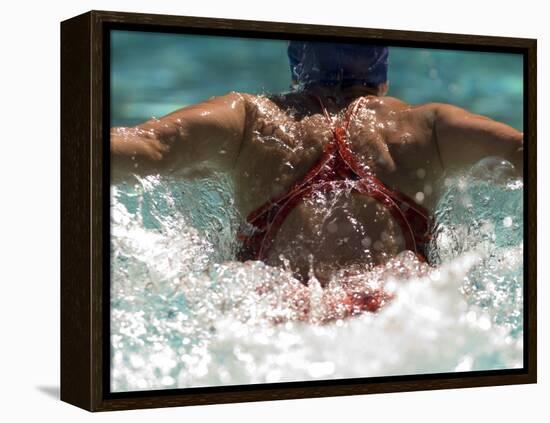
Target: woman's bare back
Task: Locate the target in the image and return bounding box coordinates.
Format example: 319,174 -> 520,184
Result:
233,92 -> 444,281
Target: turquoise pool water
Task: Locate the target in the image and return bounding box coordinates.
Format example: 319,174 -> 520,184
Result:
111,31 -> 523,130
109,31 -> 524,392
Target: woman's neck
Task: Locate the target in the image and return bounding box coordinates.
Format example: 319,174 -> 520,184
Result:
303,84 -> 380,109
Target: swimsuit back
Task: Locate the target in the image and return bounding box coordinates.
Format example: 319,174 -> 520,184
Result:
237,95 -> 432,263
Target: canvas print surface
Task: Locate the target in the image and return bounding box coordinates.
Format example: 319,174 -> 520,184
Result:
109,30 -> 524,392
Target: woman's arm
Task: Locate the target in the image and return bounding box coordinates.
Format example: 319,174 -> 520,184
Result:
111,91 -> 248,176
420,103 -> 523,174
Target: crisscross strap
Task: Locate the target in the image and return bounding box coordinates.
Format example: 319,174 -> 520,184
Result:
237,95 -> 431,262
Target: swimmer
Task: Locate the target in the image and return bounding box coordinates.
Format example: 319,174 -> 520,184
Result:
111,41 -> 523,300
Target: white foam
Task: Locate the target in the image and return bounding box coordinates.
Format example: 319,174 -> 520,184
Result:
110,167 -> 524,392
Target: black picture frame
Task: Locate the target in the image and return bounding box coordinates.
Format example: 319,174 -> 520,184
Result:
60,10 -> 537,412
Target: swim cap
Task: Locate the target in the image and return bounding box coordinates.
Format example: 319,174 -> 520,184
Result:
287,40 -> 389,89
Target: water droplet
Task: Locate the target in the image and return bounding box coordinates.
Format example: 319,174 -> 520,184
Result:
478,315 -> 492,331
424,183 -> 433,196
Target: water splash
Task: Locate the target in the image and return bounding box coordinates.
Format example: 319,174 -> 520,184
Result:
429,157 -> 524,336
110,161 -> 523,392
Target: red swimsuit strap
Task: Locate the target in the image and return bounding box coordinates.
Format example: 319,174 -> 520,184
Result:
246,96 -> 360,228
316,95 -> 430,219
237,95 -> 431,262
314,95 -> 431,257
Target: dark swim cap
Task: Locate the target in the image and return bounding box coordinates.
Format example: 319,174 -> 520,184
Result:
287,41 -> 389,89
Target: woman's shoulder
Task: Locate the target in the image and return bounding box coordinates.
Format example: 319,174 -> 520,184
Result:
361,95 -> 410,110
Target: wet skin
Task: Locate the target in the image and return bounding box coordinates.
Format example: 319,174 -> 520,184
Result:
111,87 -> 523,283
